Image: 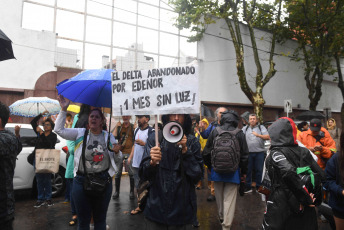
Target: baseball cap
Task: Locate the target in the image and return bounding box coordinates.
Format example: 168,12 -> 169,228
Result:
310,119 -> 322,132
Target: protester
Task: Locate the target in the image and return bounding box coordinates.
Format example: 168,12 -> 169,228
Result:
128,115 -> 153,215
194,117 -> 209,190
65,113 -> 73,128
297,121 -> 309,132
203,111 -> 248,229
64,104 -> 91,226
298,119 -> 336,169
112,116 -> 135,200
262,117 -> 325,229
0,102 -> 22,230
327,118 -> 341,151
240,111 -> 250,127
31,110 -> 57,208
200,107 -> 228,201
325,132 -> 344,229
55,95 -> 122,230
139,113 -> 203,229
242,114 -> 269,193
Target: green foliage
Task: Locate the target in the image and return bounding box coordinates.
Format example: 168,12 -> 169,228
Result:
280,0 -> 344,110
169,0 -> 283,122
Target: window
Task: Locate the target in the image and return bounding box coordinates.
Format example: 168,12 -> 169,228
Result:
86,16 -> 111,45
113,22 -> 136,49
87,0 -> 112,19
56,10 -> 84,40
137,27 -> 158,53
159,56 -> 177,68
160,8 -> 178,34
160,32 -> 178,56
84,44 -> 110,69
138,3 -> 159,29
114,0 -> 137,24
57,0 -> 85,12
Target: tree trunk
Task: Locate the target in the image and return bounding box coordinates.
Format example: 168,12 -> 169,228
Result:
253,91 -> 265,123
334,54 -> 344,126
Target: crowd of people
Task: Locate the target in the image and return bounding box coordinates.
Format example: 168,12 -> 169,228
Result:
1,98 -> 344,230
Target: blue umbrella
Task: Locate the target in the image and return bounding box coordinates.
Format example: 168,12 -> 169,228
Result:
9,97 -> 61,117
56,69 -> 113,108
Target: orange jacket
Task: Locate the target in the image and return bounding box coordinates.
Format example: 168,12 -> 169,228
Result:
297,127 -> 336,169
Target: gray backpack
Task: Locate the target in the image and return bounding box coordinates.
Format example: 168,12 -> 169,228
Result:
211,127 -> 241,173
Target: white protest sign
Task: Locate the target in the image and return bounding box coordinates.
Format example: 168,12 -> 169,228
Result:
111,66 -> 199,116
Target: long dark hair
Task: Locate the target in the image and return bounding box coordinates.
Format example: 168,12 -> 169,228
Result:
339,131 -> 344,183
75,104 -> 91,128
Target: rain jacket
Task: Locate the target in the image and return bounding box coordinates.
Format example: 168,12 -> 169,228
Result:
195,118 -> 209,151
324,153 -> 344,215
139,131 -> 203,226
0,130 -> 22,223
297,127 -> 336,169
203,111 -> 249,184
262,117 -> 325,230
65,114 -> 79,179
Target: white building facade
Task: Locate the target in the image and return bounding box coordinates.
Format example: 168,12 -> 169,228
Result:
198,18 -> 343,114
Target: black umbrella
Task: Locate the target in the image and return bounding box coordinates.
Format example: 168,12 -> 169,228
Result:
201,104 -> 214,118
296,110 -> 325,121
0,29 -> 15,61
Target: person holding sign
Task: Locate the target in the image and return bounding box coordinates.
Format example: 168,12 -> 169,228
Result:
139,114 -> 203,229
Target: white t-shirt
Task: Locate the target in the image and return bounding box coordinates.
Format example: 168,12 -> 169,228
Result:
132,127 -> 151,168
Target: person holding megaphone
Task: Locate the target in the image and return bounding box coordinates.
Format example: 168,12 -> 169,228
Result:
139,113 -> 203,229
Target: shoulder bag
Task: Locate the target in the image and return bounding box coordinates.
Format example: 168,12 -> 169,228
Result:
81,129 -> 110,197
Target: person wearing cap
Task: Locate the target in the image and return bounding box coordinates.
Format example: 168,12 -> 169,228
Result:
128,114 -> 153,215
298,118 -> 336,169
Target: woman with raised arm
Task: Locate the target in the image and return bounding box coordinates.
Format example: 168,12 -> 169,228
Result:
55,95 -> 122,230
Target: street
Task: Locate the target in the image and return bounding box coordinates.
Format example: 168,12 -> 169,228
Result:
13,175 -> 332,230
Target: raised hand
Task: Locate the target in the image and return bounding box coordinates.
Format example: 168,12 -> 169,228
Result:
57,95 -> 70,111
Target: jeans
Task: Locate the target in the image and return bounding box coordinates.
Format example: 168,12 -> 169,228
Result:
115,153 -> 134,179
132,167 -> 140,189
36,173 -> 52,201
72,172 -> 112,230
245,152 -> 265,188
65,178 -> 72,201
66,178 -> 77,215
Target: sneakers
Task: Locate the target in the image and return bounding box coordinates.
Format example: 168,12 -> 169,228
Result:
46,200 -> 54,206
243,187 -> 253,194
90,224 -> 110,229
34,200 -> 45,208
207,195 -> 216,202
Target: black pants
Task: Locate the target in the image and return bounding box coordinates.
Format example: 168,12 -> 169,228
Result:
2,218 -> 14,230
145,217 -> 193,230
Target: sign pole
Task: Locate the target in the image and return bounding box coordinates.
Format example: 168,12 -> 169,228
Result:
155,115 -> 158,147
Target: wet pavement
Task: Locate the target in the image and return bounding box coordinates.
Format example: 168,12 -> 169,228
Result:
13,175 -> 332,230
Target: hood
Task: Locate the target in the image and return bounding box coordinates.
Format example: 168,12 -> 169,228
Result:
240,111 -> 250,124
268,117 -> 298,146
220,110 -> 239,128
201,118 -> 209,129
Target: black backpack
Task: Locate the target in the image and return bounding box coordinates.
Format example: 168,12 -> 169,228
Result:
211,127 -> 241,173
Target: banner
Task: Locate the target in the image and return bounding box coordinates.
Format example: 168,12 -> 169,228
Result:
111,66 -> 199,116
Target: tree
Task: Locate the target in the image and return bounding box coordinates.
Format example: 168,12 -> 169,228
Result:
169,0 -> 283,122
282,0 -> 344,111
